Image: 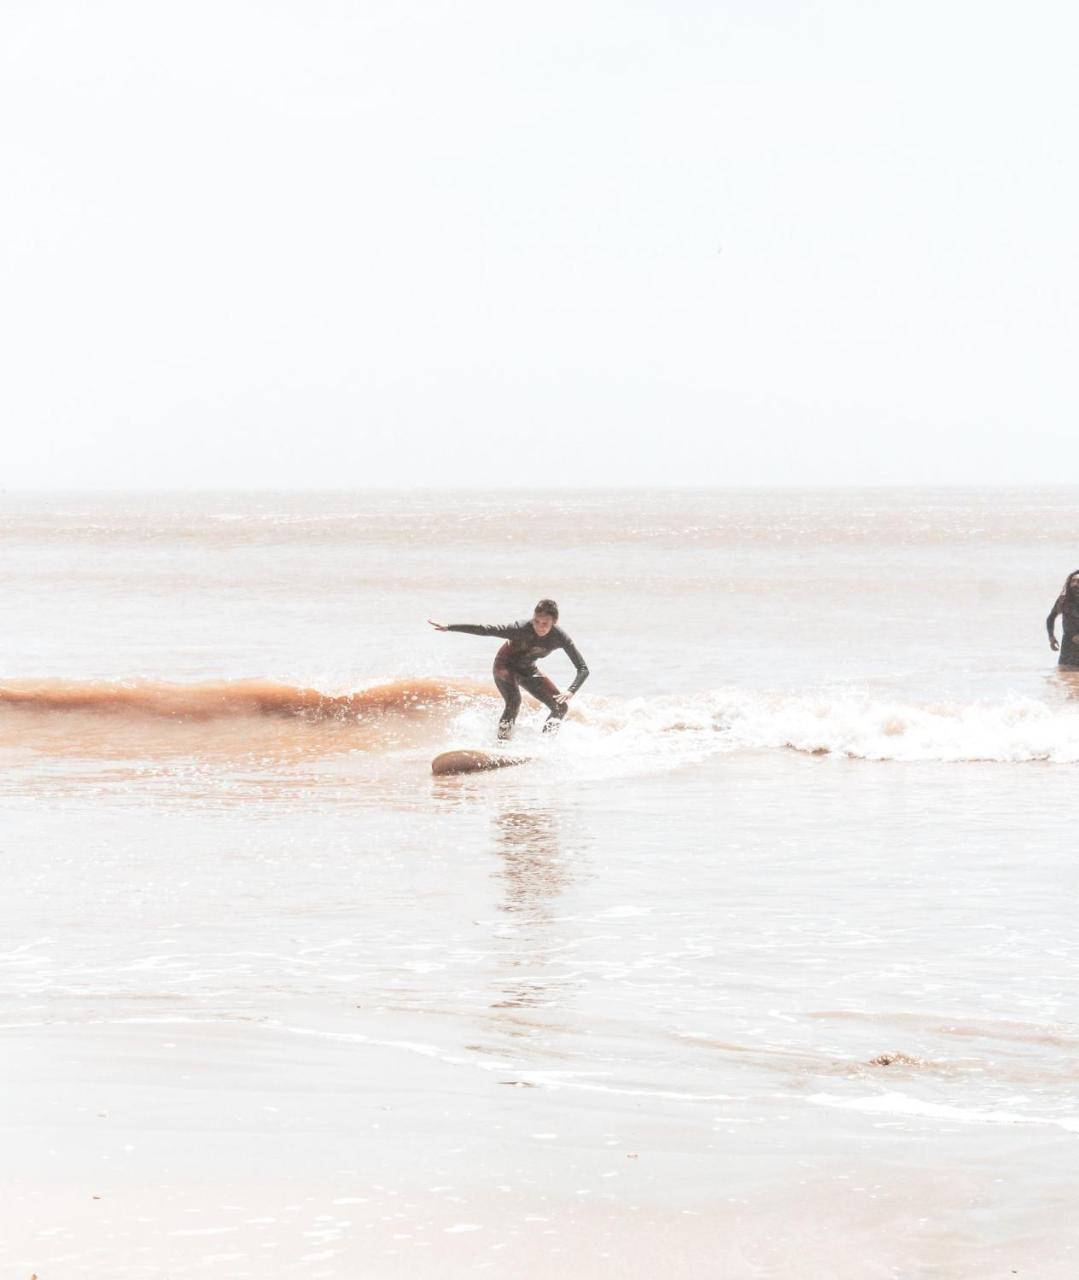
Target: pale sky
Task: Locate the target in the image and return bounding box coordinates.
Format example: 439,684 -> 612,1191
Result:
3,1 -> 1077,488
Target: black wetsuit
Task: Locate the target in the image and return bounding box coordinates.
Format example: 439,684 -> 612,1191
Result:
447,620 -> 589,736
1047,592 -> 1079,667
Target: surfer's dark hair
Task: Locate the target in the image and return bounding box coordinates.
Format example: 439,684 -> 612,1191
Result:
534,598 -> 559,620
1061,571 -> 1079,601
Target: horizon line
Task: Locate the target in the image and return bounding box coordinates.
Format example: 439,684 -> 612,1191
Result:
4,481 -> 1079,496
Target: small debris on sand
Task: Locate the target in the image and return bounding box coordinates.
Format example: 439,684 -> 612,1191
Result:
868,1051 -> 921,1067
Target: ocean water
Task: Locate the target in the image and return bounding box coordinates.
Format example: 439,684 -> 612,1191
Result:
1,488 -> 1077,1278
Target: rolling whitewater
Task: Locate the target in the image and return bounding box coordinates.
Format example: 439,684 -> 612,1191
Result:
2,488 -> 1078,1277
3,675 -> 1079,769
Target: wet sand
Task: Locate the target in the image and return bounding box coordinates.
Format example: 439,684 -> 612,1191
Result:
3,1019 -> 1077,1278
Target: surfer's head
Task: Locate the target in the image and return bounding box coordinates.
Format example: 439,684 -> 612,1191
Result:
532,599 -> 559,636
1064,572 -> 1079,600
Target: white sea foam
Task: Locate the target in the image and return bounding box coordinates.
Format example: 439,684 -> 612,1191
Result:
706,688 -> 1079,763
565,687 -> 1079,766
438,684 -> 1079,776
810,1090 -> 1079,1134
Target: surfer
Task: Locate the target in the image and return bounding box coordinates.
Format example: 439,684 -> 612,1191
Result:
1047,570 -> 1079,667
428,599 -> 589,739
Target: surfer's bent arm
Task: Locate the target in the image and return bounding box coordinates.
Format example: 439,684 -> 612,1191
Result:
446,623 -> 520,640
561,634 -> 589,694
1047,596 -> 1063,649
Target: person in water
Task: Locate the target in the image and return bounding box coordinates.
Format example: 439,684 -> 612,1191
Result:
428,599 -> 589,739
1047,570 -> 1079,667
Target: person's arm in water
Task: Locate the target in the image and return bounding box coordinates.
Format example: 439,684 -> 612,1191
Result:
427,620 -> 521,639
553,631 -> 589,705
1047,595 -> 1063,651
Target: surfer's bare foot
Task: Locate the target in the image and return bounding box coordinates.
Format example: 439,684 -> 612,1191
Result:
497,721 -> 514,741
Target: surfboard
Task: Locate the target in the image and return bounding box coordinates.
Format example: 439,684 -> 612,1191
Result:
431,748 -> 532,776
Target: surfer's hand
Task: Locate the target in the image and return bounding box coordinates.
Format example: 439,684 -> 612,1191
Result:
554,689 -> 574,705
428,619 -> 449,631
1050,637 -> 1060,651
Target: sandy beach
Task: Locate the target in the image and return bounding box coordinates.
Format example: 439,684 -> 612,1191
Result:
5,1016 -> 1078,1279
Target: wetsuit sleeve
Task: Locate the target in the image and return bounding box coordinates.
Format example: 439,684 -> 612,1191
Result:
560,633 -> 590,693
1047,595 -> 1064,640
447,623 -> 521,640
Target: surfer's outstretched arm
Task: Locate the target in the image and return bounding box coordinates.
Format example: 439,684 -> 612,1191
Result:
442,622 -> 520,639
1047,597 -> 1063,651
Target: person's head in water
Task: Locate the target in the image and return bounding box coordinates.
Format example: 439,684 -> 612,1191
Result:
532,599 -> 559,636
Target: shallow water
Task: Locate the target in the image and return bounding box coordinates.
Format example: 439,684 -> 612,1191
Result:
1,489 -> 1077,1277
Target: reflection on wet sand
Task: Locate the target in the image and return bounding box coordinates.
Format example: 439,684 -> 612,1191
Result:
494,808 -> 574,918
425,784 -> 589,1055
488,804 -> 586,1028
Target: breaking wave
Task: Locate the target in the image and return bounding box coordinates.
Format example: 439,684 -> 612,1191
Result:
0,677 -> 482,721
0,677 -> 492,761
1,678 -> 1078,765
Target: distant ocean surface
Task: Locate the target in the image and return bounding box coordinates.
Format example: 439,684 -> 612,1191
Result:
2,489 -> 1077,1278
